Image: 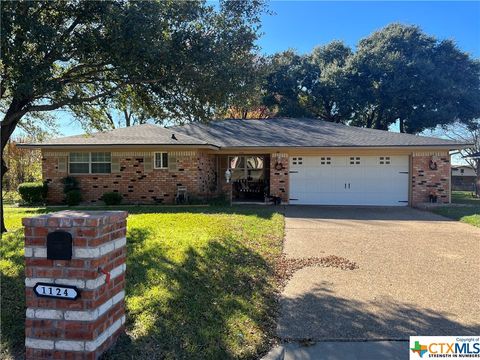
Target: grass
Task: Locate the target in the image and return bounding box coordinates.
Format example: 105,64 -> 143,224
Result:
451,190 -> 480,205
1,205 -> 285,360
431,191 -> 480,228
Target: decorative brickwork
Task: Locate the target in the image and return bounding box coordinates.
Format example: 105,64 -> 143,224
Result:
197,152 -> 217,195
411,153 -> 451,206
270,153 -> 289,203
43,151 -> 217,204
23,210 -> 128,359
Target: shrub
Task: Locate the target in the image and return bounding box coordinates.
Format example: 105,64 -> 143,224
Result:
61,176 -> 80,193
17,182 -> 47,205
65,190 -> 82,206
208,194 -> 229,206
101,192 -> 122,205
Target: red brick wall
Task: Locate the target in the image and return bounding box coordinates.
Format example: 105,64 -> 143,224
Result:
411,153 -> 451,206
270,153 -> 289,203
42,151 -> 216,205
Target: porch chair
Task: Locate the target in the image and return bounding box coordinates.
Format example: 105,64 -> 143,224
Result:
175,186 -> 188,204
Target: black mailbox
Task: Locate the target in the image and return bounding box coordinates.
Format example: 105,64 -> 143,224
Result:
47,231 -> 73,260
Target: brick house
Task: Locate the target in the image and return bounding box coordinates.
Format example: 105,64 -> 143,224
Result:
19,118 -> 469,207
451,165 -> 477,191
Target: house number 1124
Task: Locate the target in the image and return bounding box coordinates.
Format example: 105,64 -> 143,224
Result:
33,282 -> 80,300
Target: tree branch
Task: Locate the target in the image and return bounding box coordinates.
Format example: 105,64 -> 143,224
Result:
26,87 -> 123,113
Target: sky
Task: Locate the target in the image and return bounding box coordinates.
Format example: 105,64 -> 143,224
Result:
14,1 -> 480,148
258,1 -> 480,57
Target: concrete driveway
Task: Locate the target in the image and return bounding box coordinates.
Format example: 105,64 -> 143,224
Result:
277,206 -> 480,341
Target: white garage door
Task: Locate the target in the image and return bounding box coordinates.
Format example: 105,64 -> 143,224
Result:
289,155 -> 409,206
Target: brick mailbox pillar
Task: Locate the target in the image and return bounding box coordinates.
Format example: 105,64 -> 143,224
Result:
22,210 -> 128,360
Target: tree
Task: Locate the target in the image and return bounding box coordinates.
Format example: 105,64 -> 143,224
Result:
0,0 -> 265,232
438,119 -> 480,196
2,137 -> 43,193
303,41 -> 353,123
220,57 -> 276,119
348,23 -> 480,133
262,50 -> 312,118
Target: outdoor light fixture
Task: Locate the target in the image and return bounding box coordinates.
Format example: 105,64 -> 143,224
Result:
225,168 -> 232,183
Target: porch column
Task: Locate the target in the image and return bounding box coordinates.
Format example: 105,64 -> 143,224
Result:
270,153 -> 289,204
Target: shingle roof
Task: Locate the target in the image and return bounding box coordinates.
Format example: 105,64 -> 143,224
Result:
172,118 -> 467,148
19,124 -> 215,147
20,118 -> 468,149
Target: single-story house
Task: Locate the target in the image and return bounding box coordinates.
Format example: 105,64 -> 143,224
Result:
19,118 -> 469,207
451,165 -> 477,191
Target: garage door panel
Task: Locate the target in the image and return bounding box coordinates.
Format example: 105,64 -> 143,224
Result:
289,155 -> 409,206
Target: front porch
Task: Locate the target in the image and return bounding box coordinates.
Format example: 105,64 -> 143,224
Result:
214,153 -> 289,204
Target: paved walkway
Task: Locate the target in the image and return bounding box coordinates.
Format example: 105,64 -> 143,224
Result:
262,341 -> 408,360
269,206 -> 480,359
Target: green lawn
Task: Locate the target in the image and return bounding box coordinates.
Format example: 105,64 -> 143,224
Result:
1,205 -> 284,360
431,191 -> 480,228
451,190 -> 480,205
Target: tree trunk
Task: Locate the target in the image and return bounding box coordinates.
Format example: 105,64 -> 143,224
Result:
366,111 -> 375,128
399,119 -> 405,133
1,98 -> 30,233
0,159 -> 6,233
476,159 -> 480,198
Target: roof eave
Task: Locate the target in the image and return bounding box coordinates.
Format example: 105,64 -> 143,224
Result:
212,143 -> 472,150
16,143 -> 220,150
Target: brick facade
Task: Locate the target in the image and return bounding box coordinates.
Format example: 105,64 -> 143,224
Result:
43,151 -> 216,204
23,210 -> 128,359
411,152 -> 451,206
42,150 -> 451,207
270,153 -> 289,203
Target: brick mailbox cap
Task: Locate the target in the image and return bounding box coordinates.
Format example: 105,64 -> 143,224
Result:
22,210 -> 128,227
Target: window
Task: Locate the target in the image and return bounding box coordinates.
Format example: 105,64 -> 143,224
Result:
91,152 -> 111,173
69,153 -> 90,174
154,152 -> 169,169
349,156 -> 361,165
292,157 -> 303,165
69,152 -> 111,174
379,156 -> 391,165
320,157 -> 331,165
460,169 -> 464,174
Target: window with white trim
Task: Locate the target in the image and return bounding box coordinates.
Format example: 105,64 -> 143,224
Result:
379,156 -> 391,165
69,152 -> 111,174
154,152 -> 169,169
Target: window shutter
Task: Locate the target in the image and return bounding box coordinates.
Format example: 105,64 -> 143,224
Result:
168,154 -> 177,171
111,157 -> 121,173
144,156 -> 153,172
58,157 -> 67,173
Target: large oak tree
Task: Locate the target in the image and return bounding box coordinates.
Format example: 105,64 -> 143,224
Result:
348,23 -> 480,133
257,24 -> 480,133
0,0 -> 264,232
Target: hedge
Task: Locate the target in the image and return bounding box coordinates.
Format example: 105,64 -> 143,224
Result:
17,182 -> 48,205
101,192 -> 123,205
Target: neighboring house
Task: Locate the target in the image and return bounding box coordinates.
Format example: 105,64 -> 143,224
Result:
19,118 -> 469,207
451,165 -> 477,191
